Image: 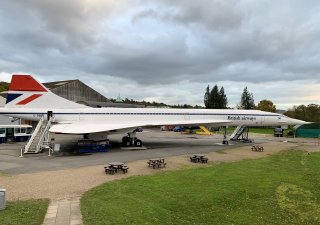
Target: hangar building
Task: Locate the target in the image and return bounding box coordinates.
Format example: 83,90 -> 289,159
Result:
43,80 -> 110,106
295,123 -> 320,138
0,96 -> 19,125
43,80 -> 140,108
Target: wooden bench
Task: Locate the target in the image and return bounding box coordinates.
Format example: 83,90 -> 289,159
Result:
200,158 -> 208,163
121,166 -> 129,174
190,157 -> 198,163
158,162 -> 167,168
105,167 -> 116,175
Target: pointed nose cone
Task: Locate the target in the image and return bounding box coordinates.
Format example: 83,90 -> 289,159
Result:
287,118 -> 309,125
278,115 -> 309,125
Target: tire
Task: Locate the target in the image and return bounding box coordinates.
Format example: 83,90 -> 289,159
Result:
134,139 -> 143,147
122,136 -> 129,143
124,140 -> 132,147
222,140 -> 228,145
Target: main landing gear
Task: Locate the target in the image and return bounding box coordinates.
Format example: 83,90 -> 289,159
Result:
222,126 -> 229,145
122,131 -> 143,147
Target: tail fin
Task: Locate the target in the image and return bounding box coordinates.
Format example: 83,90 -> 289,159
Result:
5,74 -> 88,109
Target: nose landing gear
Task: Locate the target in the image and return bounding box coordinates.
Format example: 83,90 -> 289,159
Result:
122,131 -> 143,147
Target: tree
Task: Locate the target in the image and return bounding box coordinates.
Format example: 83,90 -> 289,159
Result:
257,99 -> 276,112
219,87 -> 228,109
240,87 -> 255,109
0,82 -> 9,92
204,85 -> 210,108
285,104 -> 320,122
306,104 -> 320,122
204,84 -> 228,109
209,85 -> 220,109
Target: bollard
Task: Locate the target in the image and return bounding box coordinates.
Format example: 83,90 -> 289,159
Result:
0,189 -> 6,210
19,147 -> 24,157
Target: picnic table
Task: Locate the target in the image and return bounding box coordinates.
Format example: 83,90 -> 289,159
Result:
104,162 -> 129,175
251,145 -> 264,152
190,154 -> 208,163
147,158 -> 166,169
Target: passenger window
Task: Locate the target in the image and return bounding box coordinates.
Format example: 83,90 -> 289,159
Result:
15,128 -> 20,133
21,128 -> 26,133
0,128 -> 5,134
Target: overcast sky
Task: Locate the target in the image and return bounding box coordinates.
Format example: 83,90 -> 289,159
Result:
0,0 -> 319,109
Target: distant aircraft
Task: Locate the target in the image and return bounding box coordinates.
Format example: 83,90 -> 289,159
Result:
0,74 -> 307,146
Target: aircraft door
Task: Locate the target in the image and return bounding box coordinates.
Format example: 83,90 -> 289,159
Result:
47,111 -> 53,120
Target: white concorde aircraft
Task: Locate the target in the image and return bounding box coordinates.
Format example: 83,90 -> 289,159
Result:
0,74 -> 307,146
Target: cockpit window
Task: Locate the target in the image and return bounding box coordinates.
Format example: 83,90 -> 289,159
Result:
277,115 -> 290,120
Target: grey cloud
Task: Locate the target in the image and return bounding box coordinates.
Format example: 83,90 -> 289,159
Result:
132,9 -> 160,23
74,34 -> 198,84
134,0 -> 243,31
164,0 -> 243,30
84,0 -> 320,85
0,0 -> 319,109
0,0 -> 125,49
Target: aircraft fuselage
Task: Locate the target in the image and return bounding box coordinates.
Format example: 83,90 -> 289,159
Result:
0,107 -> 305,127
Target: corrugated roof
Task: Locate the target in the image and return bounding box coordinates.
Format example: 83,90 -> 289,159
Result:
78,100 -> 142,108
0,96 -> 5,107
43,80 -> 78,90
296,123 -> 320,129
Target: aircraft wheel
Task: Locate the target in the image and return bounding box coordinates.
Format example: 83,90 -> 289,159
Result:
124,140 -> 132,147
134,139 -> 143,147
122,136 -> 129,143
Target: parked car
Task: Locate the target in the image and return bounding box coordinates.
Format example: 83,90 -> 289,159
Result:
160,125 -> 175,131
173,126 -> 184,132
274,127 -> 283,137
210,127 -> 220,132
135,127 -> 143,132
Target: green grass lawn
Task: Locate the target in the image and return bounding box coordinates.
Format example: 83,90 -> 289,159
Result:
248,127 -> 274,134
81,150 -> 320,225
0,199 -> 48,225
223,127 -> 276,135
216,127 -> 293,136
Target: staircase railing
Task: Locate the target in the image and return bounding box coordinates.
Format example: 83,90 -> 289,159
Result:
229,126 -> 245,140
24,116 -> 45,153
36,116 -> 54,153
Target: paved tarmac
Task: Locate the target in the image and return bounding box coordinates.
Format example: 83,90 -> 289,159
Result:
0,129 -> 227,174
0,128 -> 305,175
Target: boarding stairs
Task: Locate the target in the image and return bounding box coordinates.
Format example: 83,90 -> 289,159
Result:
229,125 -> 248,141
24,116 -> 53,154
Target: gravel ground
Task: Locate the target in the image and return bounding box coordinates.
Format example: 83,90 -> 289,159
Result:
0,141 -> 318,201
